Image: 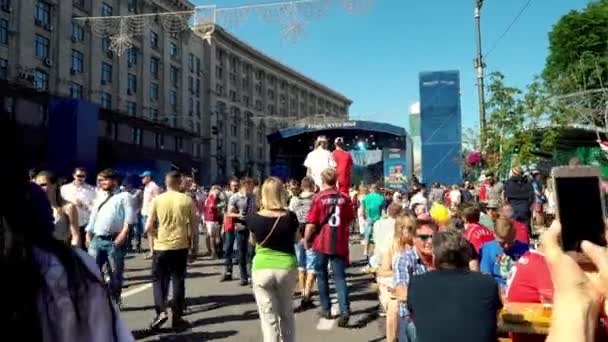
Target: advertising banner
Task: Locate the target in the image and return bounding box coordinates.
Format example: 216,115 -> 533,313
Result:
383,148 -> 408,191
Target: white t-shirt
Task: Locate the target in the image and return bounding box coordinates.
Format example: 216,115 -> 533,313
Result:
449,190 -> 462,206
303,148 -> 335,187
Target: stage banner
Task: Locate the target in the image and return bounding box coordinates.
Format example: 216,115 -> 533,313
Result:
383,148 -> 408,191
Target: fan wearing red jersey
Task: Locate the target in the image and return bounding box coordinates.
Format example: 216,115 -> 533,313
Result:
462,206 -> 494,254
305,168 -> 354,328
331,137 -> 353,196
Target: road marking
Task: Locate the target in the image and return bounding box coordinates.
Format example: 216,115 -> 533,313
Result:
121,283 -> 152,298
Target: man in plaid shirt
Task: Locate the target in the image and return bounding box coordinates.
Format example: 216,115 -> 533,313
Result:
393,220 -> 437,342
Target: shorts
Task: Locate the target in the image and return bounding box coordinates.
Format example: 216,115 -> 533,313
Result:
294,241 -> 316,273
206,222 -> 220,235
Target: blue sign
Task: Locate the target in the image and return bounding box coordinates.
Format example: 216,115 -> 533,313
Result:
383,148 -> 408,192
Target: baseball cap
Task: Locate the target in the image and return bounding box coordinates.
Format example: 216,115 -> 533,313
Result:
140,170 -> 152,177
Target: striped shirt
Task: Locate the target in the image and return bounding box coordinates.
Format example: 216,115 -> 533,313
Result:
393,247 -> 429,317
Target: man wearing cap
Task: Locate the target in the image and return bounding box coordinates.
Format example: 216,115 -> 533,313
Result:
141,171 -> 162,259
331,137 -> 354,196
303,136 -> 336,190
503,166 -> 534,230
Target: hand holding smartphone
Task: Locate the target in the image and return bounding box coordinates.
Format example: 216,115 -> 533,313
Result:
551,165 -> 607,254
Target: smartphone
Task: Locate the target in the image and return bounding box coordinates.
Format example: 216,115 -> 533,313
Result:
552,166 -> 606,252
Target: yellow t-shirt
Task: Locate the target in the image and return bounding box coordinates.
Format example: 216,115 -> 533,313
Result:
150,190 -> 194,251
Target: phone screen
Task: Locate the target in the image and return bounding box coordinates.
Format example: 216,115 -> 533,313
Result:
554,176 -> 606,251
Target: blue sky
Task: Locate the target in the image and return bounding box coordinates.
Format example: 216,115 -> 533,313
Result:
193,0 -> 589,132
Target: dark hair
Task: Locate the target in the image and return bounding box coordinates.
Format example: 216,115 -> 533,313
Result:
416,219 -> 439,232
73,166 -> 87,174
98,168 -> 119,180
35,170 -> 65,207
432,230 -> 471,269
301,176 -> 315,191
240,177 -> 254,188
0,110 -> 115,340
462,206 -> 480,223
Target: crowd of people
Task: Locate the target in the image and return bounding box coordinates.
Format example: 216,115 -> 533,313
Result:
3,124 -> 608,342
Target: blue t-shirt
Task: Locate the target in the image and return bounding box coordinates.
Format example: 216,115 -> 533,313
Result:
480,240 -> 529,288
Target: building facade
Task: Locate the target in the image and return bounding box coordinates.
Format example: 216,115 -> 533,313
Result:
1,0 -> 351,184
199,26 -> 351,182
419,71 -> 462,185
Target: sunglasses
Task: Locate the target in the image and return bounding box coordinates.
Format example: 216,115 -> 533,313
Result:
417,234 -> 433,242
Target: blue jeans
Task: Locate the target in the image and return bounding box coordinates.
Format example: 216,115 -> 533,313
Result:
224,229 -> 253,280
223,230 -> 236,274
315,252 -> 350,318
89,236 -> 126,300
398,311 -> 417,342
294,241 -> 316,273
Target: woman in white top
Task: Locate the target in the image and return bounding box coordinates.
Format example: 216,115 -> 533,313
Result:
34,171 -> 80,246
303,136 -> 335,189
0,110 -> 133,341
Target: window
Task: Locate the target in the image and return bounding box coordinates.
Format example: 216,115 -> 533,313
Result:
268,90 -> 275,100
0,58 -> 7,80
230,124 -> 237,136
229,90 -> 237,102
243,96 -> 250,107
258,147 -> 263,159
188,53 -> 194,72
150,57 -> 159,79
150,31 -> 158,49
34,34 -> 49,59
255,84 -> 261,95
188,98 -> 193,115
176,137 -> 183,152
169,42 -> 178,58
127,74 -> 137,94
195,79 -> 200,97
100,92 -> 112,109
170,65 -> 178,87
127,0 -> 137,12
268,105 -> 275,115
149,83 -> 159,100
101,2 -> 112,16
0,19 -> 7,45
71,50 -> 83,73
127,47 -> 138,65
69,82 -> 83,98
126,101 -> 137,116
149,108 -> 159,120
169,90 -> 177,111
101,62 -> 112,83
132,127 -> 142,145
34,69 -> 48,91
216,84 -> 223,96
155,133 -> 165,149
34,1 -> 50,27
196,101 -> 200,117
231,142 -> 237,155
188,76 -> 193,92
101,35 -> 110,52
105,121 -> 118,140
71,22 -> 84,42
196,58 -> 201,74
216,66 -> 222,79
246,146 -> 251,159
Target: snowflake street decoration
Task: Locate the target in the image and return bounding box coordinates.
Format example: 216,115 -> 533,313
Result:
74,0 -> 373,56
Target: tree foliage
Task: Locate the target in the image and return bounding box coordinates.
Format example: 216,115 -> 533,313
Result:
543,0 -> 608,94
484,72 -> 560,175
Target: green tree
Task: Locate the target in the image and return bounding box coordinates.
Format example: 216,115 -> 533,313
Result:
543,0 -> 608,94
484,72 -> 559,175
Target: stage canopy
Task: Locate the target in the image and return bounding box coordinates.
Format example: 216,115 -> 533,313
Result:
267,120 -> 407,144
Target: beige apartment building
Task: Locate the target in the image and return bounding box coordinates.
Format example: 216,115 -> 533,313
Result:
0,0 -> 351,183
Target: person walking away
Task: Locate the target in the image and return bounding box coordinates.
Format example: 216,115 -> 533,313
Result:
462,206 -> 494,254
303,136 -> 335,190
531,171 -> 546,228
147,171 -> 198,331
484,173 -> 504,209
85,169 -> 135,304
61,166 -> 96,249
289,176 -> 316,310
141,171 -> 161,259
376,215 -> 416,342
428,183 -> 444,205
248,177 -> 300,342
392,219 -> 437,342
361,183 -> 385,262
407,230 -> 502,342
204,185 -> 222,259
448,184 -> 462,208
461,181 -> 474,204
331,137 -> 354,196
503,166 -> 534,231
35,171 -> 80,246
121,178 -> 142,252
480,218 -> 529,290
225,177 -> 256,285
304,169 -> 354,327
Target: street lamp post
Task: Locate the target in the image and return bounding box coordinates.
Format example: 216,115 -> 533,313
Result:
474,0 -> 487,140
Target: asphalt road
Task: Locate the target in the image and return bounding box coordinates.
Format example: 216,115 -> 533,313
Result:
119,239 -> 385,341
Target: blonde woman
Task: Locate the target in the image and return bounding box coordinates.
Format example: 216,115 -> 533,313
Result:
246,177 -> 300,342
376,215 -> 416,342
34,171 -> 80,246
